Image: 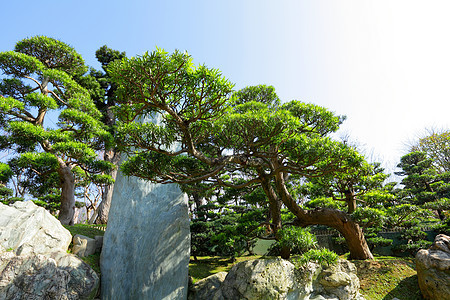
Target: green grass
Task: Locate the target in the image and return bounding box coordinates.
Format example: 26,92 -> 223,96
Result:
351,256 -> 423,300
63,224 -> 106,238
63,224 -> 106,276
189,254 -> 424,299
189,255 -> 262,282
81,253 -> 101,275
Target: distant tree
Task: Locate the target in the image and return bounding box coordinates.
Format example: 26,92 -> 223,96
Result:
76,45 -> 126,224
411,128 -> 450,173
395,151 -> 450,220
0,162 -> 13,203
0,36 -> 114,224
108,49 -> 374,259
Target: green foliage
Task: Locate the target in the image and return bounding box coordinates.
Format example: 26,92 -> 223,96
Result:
431,217 -> 450,234
392,225 -> 433,256
297,248 -> 338,266
424,197 -> 450,211
268,226 -> 318,256
366,236 -> 393,249
14,36 -> 87,76
190,206 -> 265,258
32,198 -> 60,214
110,48 -> 233,123
361,189 -> 396,209
109,48 -> 378,259
8,153 -> 59,198
385,204 -> 428,228
0,163 -> 13,183
412,129 -> 450,173
304,197 -> 345,210
277,226 -> 318,252
0,36 -> 115,222
229,85 -> 280,108
351,207 -> 386,230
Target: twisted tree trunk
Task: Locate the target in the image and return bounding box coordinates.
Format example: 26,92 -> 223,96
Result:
274,171 -> 373,260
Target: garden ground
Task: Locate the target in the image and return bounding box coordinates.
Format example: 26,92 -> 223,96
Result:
189,255 -> 423,300
65,225 -> 424,299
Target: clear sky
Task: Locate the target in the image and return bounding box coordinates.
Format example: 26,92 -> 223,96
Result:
2,0 -> 450,175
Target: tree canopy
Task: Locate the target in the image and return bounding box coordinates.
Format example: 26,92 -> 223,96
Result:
0,36 -> 114,224
108,48 -> 374,259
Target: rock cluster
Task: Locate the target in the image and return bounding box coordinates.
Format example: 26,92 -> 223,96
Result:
0,201 -> 99,299
189,258 -> 364,300
416,234 -> 450,300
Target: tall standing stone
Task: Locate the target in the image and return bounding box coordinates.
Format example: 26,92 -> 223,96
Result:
100,115 -> 190,299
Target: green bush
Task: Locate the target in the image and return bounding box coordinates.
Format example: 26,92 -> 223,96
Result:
190,207 -> 265,258
268,226 -> 318,256
392,225 -> 433,256
298,248 -> 338,266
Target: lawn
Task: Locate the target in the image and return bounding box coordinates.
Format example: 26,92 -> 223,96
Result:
352,256 -> 423,300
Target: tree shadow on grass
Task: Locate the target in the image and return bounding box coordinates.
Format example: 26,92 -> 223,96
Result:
383,275 -> 424,300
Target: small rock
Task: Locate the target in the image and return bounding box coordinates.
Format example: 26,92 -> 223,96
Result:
72,234 -> 97,257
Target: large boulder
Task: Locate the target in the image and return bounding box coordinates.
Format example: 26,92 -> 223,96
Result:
0,201 -> 99,299
416,234 -> 450,300
101,164 -> 190,299
189,258 -> 364,300
0,250 -> 99,299
0,201 -> 72,255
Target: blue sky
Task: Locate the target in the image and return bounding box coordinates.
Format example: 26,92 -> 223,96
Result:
2,0 -> 450,175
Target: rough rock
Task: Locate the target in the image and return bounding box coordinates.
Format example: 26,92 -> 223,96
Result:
416,234 -> 450,300
101,155 -> 190,299
189,258 -> 364,300
188,272 -> 227,300
0,201 -> 99,299
221,258 -> 306,299
0,201 -> 72,255
0,251 -> 99,299
72,234 -> 97,257
94,235 -> 103,253
316,259 -> 361,300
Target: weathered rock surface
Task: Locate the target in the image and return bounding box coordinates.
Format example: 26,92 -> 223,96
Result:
101,164 -> 190,299
189,258 -> 364,300
316,259 -> 361,300
188,272 -> 227,300
0,201 -> 72,256
0,201 -> 99,299
416,234 -> 450,300
0,251 -> 99,299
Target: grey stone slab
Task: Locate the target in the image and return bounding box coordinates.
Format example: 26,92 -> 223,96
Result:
101,167 -> 190,299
